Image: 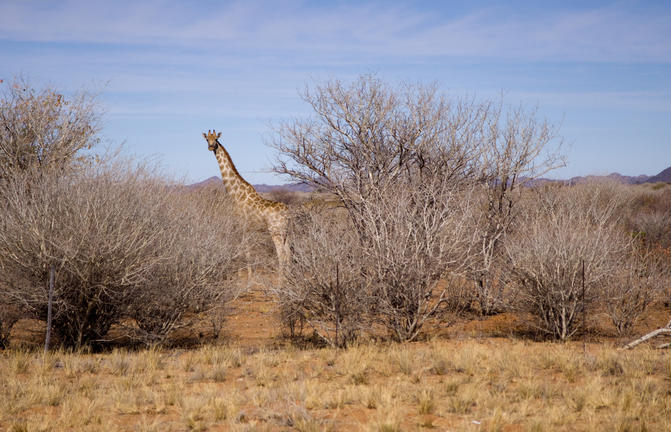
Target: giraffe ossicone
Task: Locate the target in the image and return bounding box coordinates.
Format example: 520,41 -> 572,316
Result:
203,129 -> 289,273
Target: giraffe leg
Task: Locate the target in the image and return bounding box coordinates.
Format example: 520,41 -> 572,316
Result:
270,233 -> 288,282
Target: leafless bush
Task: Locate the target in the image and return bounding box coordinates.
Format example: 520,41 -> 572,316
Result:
0,163 -> 159,348
505,184 -> 630,340
627,188 -> 671,246
273,75 -> 504,342
123,188 -> 251,346
266,188 -> 301,205
273,206 -> 370,347
593,184 -> 671,336
359,180 -> 480,342
199,185 -> 278,276
276,183 -> 480,344
0,158 -> 249,349
272,75 -> 565,326
629,209 -> 671,250
473,105 -> 565,315
0,77 -> 99,184
603,244 -> 671,336
272,75 -> 485,218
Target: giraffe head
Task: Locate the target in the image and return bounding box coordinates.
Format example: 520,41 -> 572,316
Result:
203,130 -> 222,152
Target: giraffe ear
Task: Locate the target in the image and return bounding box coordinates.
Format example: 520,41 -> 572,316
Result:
202,132 -> 207,139
216,132 -> 221,139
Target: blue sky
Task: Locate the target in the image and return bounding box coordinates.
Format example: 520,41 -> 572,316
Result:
1,0 -> 670,184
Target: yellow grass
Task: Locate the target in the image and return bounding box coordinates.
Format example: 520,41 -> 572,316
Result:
1,339 -> 670,431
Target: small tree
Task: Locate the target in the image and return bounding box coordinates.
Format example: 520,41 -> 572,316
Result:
472,103 -> 565,315
273,206 -> 370,347
272,75 -> 485,227
0,78 -> 98,185
505,184 -> 630,340
272,75 -> 490,341
358,179 -> 479,342
123,189 -> 250,346
0,78 -> 101,346
603,244 -> 671,336
0,159 -> 249,349
272,75 -> 566,332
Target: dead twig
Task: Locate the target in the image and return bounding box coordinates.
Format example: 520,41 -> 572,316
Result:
622,318 -> 671,350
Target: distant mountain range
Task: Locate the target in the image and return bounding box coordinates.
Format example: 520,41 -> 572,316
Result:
564,166 -> 671,185
644,166 -> 671,183
190,166 -> 671,191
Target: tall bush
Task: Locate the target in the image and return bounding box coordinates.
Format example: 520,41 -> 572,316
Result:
272,74 -> 563,341
274,207 -> 370,347
505,184 -> 629,339
0,161 -> 249,349
358,180 -> 479,341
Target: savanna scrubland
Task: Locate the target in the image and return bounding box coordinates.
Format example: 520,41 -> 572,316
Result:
1,76 -> 670,431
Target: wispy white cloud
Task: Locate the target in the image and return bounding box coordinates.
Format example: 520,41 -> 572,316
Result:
2,1 -> 669,183
2,0 -> 670,62
512,90 -> 671,112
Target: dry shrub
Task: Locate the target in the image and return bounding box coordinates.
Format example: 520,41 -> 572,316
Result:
274,206 -> 368,347
0,162 -> 162,348
592,184 -> 671,335
272,74 -> 565,336
123,187 -> 251,346
0,304 -> 22,349
603,244 -> 671,336
266,188 -> 301,205
276,181 -> 480,344
0,77 -> 99,183
472,105 -> 565,316
627,188 -> 671,249
629,208 -> 671,250
359,181 -> 479,342
0,78 -> 101,347
505,183 -> 630,340
0,158 -> 249,349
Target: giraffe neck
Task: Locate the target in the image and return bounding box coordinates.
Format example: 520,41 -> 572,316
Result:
213,142 -> 264,214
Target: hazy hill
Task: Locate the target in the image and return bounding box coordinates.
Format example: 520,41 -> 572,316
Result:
191,166 -> 670,191
567,172 -> 650,185
647,166 -> 671,183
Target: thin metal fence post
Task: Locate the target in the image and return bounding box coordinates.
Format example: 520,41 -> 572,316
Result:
45,264 -> 55,353
582,259 -> 586,356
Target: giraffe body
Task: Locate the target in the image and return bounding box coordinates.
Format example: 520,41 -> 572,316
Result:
203,130 -> 289,271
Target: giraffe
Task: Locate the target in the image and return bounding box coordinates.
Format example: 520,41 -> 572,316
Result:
202,130 -> 289,276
